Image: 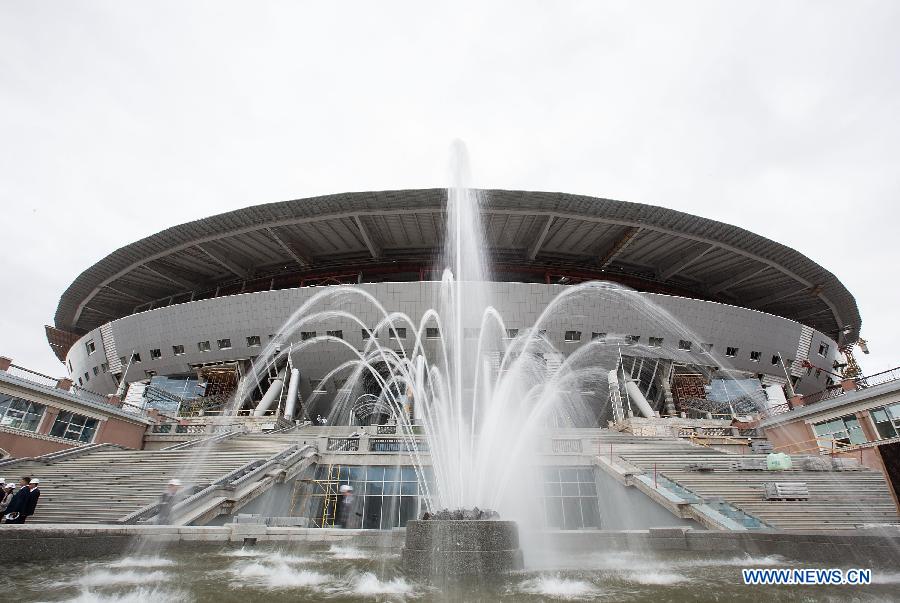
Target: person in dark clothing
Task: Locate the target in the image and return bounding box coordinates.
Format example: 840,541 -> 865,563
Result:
21,479 -> 40,522
4,477 -> 32,524
157,479 -> 182,524
335,485 -> 360,528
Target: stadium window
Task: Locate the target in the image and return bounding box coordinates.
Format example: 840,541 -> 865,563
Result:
628,335 -> 640,345
246,336 -> 261,347
172,345 -> 185,356
591,332 -> 607,342
750,351 -> 761,362
119,356 -> 127,367
725,347 -> 738,357
301,331 -> 317,341
815,368 -> 822,378
92,366 -> 99,376
505,328 -> 519,339
326,330 -> 343,339
678,340 -> 692,351
217,339 -> 232,350
83,372 -> 89,383
700,343 -> 713,353
131,353 -> 141,363
78,377 -> 83,386
390,327 -> 407,340
807,365 -> 813,376
771,355 -> 780,366
648,337 -> 664,347
818,342 -> 829,357
150,348 -> 162,359
198,341 -> 211,352
426,327 -> 440,339
538,329 -> 548,337
564,331 -> 582,343
101,362 -> 108,373
86,340 -> 96,355
361,329 -> 377,340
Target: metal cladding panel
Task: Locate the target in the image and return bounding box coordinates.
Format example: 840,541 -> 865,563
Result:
52,189 -> 860,351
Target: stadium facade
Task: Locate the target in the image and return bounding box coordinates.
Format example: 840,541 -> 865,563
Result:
48,189 -> 859,421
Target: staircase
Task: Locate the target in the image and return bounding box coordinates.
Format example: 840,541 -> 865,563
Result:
587,430 -> 900,531
6,431 -> 313,524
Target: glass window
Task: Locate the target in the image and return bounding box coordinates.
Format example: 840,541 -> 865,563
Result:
217,338 -> 232,350
246,335 -> 261,347
591,332 -> 606,342
326,330 -> 343,339
818,342 -> 829,357
361,329 -> 377,340
771,355 -> 780,365
83,372 -> 89,383
0,395 -> 46,432
871,403 -> 900,440
648,337 -> 663,347
541,465 -> 600,529
301,331 -> 316,341
150,348 -> 161,359
679,340 -> 692,351
391,328 -> 407,339
750,351 -> 761,362
101,362 -> 108,373
49,410 -> 99,443
564,331 -> 582,343
506,329 -> 519,339
426,327 -> 440,339
92,366 -> 99,376
172,345 -> 185,356
726,347 -> 738,357
131,353 -> 141,363
628,335 -> 640,344
198,341 -> 211,352
86,340 -> 96,355
701,343 -> 713,353
813,413 -> 867,447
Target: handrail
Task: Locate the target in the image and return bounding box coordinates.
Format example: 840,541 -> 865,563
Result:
0,442 -> 122,469
160,429 -> 243,451
120,444 -> 317,524
770,435 -> 860,456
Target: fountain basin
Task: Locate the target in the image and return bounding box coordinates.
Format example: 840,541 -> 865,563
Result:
402,520 -> 524,579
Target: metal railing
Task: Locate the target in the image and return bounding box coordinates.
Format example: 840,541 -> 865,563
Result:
551,439 -> 583,453
326,437 -> 360,452
857,366 -> 900,389
6,364 -> 59,388
369,438 -> 429,452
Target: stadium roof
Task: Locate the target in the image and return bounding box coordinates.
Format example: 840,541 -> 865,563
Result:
51,189 -> 860,357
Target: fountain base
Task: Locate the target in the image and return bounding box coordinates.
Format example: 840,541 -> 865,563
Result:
402,520 -> 524,579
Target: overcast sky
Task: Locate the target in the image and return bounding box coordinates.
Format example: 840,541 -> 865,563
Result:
1,1 -> 897,378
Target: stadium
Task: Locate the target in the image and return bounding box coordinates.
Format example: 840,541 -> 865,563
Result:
49,189 -> 858,423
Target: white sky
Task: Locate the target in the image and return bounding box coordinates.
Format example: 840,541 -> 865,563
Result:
1,1 -> 897,378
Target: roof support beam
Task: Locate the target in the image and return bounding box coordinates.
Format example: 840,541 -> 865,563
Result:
656,244 -> 715,281
264,227 -> 310,268
708,265 -> 769,295
196,244 -> 251,280
103,284 -> 151,303
749,285 -> 816,309
354,215 -> 381,259
140,263 -> 196,290
597,226 -> 641,269
526,215 -> 554,260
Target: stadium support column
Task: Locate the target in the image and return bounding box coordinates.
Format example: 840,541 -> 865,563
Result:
284,368 -> 300,420
253,377 -> 284,416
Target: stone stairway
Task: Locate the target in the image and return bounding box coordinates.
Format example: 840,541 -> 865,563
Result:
5,431 -> 308,524
586,430 -> 900,531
